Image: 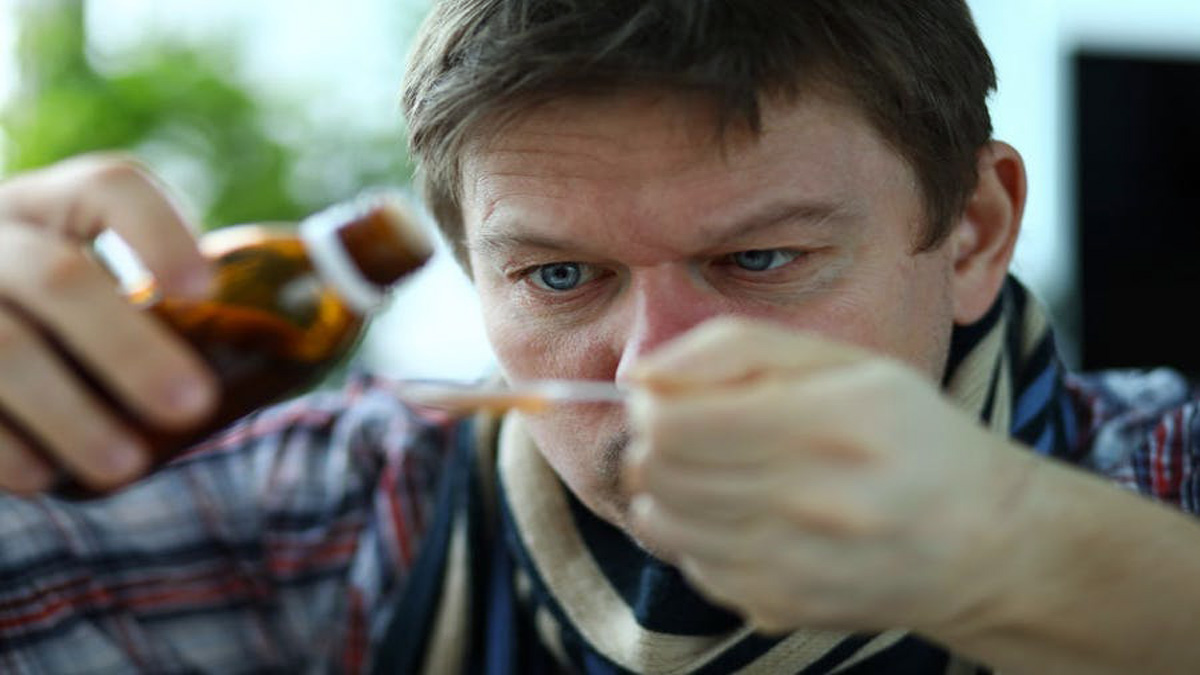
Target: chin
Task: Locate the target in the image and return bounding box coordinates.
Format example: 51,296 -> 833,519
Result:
535,412 -> 631,504
573,480 -> 681,564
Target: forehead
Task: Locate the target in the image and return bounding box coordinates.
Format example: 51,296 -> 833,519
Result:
458,90 -> 916,247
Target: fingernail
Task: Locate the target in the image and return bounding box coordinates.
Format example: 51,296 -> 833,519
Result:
104,442 -> 147,479
169,378 -> 216,417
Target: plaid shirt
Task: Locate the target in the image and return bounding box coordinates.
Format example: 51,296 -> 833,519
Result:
1,368 -> 1198,674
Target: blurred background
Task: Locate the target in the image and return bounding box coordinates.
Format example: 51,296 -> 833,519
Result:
1,0 -> 1198,381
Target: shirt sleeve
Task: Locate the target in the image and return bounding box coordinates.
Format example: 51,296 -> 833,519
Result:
1065,368 -> 1200,514
0,376 -> 452,675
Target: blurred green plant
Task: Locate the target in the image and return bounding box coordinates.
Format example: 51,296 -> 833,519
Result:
1,0 -> 414,229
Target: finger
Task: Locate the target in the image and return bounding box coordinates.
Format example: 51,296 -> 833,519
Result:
627,385 -> 778,466
625,317 -> 871,391
675,555 -> 759,619
631,359 -> 887,469
0,228 -> 217,428
675,556 -> 797,634
0,154 -> 212,298
628,425 -> 887,543
625,441 -> 769,524
0,425 -> 57,496
0,308 -> 149,489
628,380 -> 851,468
630,493 -> 763,565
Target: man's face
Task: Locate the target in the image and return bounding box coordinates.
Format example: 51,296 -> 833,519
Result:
461,91 -> 959,533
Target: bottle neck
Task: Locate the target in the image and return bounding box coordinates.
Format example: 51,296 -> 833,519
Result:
299,194 -> 431,315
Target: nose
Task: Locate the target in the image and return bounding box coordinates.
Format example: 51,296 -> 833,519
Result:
613,265 -> 724,384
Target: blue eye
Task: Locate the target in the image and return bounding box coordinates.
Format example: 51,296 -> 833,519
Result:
730,249 -> 798,272
532,263 -> 585,291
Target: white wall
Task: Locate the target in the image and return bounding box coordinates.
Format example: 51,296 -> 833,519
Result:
970,0 -> 1200,365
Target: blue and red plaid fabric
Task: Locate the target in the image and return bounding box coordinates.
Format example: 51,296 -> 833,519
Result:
0,367 -> 1197,673
0,378 -> 455,674
1065,368 -> 1200,509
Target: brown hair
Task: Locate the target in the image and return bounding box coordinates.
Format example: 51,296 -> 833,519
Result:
402,0 -> 997,262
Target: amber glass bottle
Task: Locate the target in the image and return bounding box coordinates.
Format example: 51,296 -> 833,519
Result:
73,193 -> 431,496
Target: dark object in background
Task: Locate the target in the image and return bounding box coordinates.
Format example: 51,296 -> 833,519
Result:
1075,51 -> 1200,378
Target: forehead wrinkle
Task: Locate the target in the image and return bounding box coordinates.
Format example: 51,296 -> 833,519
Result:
471,208 -> 686,264
467,178 -> 682,265
482,142 -> 709,189
475,104 -> 725,184
464,147 -> 638,228
698,199 -> 854,244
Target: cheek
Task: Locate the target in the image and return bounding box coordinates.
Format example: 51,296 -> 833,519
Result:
478,283 -> 618,382
789,256 -> 954,378
484,309 -> 615,382
885,251 -> 956,376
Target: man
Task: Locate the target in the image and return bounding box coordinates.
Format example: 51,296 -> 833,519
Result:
1,1 -> 1198,673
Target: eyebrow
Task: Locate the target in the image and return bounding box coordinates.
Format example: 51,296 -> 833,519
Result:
470,199 -> 848,258
702,200 -> 846,244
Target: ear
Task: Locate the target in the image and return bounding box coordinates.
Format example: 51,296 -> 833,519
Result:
950,141 -> 1027,324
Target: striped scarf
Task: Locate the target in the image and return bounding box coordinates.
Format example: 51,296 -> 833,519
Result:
372,276 -> 1078,675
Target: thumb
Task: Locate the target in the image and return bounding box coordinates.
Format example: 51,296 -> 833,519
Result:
0,155 -> 213,299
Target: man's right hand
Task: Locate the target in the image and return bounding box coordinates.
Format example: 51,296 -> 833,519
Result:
0,155 -> 219,496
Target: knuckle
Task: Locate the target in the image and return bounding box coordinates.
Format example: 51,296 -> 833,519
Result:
752,606 -> 797,634
697,315 -> 759,343
864,357 -> 915,392
811,506 -> 869,537
77,153 -> 152,190
0,225 -> 99,296
780,493 -> 878,538
732,317 -> 779,342
837,359 -> 906,413
33,242 -> 96,295
831,505 -> 886,538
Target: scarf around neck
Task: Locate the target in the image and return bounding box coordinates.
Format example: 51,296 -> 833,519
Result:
372,276 -> 1078,675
